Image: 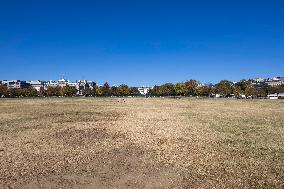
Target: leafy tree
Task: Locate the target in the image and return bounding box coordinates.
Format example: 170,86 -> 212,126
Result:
173,83 -> 186,96
95,86 -> 103,96
90,88 -> 96,96
159,83 -> 175,96
118,84 -> 130,96
233,85 -> 242,96
7,88 -> 22,97
110,86 -> 119,96
196,86 -> 211,96
185,80 -> 198,96
275,84 -> 284,93
62,86 -> 76,96
234,80 -> 252,96
129,87 -> 140,96
260,85 -> 275,97
0,85 -> 8,97
215,80 -> 234,96
82,89 -> 91,96
148,85 -> 159,96
244,85 -> 255,97
38,87 -> 46,97
101,82 -> 111,96
46,86 -> 62,96
25,87 -> 38,97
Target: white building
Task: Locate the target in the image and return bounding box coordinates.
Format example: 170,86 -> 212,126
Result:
76,80 -> 95,95
252,78 -> 265,85
68,82 -> 77,87
265,77 -> 284,87
47,80 -> 58,88
46,78 -> 77,88
26,80 -> 45,91
137,86 -> 152,95
1,80 -> 29,89
57,78 -> 69,87
252,76 -> 284,87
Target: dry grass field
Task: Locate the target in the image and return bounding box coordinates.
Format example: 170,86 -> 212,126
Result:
0,98 -> 283,188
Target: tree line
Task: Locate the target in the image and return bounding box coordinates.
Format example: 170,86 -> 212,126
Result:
0,80 -> 284,98
150,80 -> 284,98
82,83 -> 140,97
0,82 -> 140,98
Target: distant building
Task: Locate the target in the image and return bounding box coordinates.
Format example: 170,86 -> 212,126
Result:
252,78 -> 265,86
45,78 -> 95,95
76,80 -> 95,95
276,76 -> 284,81
252,76 -> 284,87
46,78 -> 74,88
26,80 -> 45,91
1,80 -> 30,89
265,77 -> 284,87
68,82 -> 77,87
197,81 -> 204,87
137,86 -> 152,95
87,81 -> 96,90
57,78 -> 69,87
47,80 -> 58,88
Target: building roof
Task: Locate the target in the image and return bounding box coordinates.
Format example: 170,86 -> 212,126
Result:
277,77 -> 284,81
58,78 -> 68,82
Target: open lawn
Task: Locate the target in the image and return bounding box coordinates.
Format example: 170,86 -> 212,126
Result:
0,98 -> 283,188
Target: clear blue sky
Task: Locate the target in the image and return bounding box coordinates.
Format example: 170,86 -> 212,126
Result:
0,0 -> 283,86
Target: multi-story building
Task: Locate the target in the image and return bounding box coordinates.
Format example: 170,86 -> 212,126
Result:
46,78 -> 70,88
87,81 -> 96,90
252,77 -> 284,87
77,80 -> 86,92
76,80 -> 96,95
1,80 -> 30,89
46,80 -> 58,88
57,78 -> 69,87
252,78 -> 265,86
265,77 -> 284,87
68,82 -> 77,87
26,80 -> 46,91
